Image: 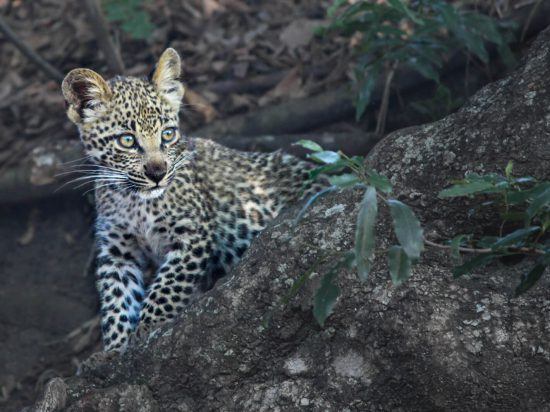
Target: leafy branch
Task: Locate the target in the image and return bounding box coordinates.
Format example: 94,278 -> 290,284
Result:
320,0 -> 516,128
102,0 -> 154,40
290,141 -> 549,326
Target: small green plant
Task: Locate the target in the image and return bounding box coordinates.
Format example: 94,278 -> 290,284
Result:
287,141 -> 549,327
320,0 -> 516,125
102,0 -> 154,40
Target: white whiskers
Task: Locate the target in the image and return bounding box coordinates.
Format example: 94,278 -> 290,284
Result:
55,161 -> 130,195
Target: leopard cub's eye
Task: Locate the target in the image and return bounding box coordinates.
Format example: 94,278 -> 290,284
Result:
117,134 -> 136,148
161,127 -> 178,143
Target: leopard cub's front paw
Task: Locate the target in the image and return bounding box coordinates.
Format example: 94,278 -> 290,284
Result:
76,350 -> 120,376
128,322 -> 153,346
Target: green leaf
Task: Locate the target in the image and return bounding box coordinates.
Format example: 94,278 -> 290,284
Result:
294,139 -> 323,152
438,180 -> 496,198
367,170 -> 393,193
505,161 -> 513,179
355,186 -> 378,281
313,253 -> 354,327
491,226 -> 540,250
103,0 -> 154,39
329,174 -> 360,188
388,245 -> 412,285
293,186 -> 338,226
453,253 -> 497,277
309,151 -> 341,164
465,15 -> 501,43
462,32 -> 490,63
327,0 -> 348,18
313,271 -> 340,327
435,2 -> 460,29
124,11 -> 153,39
308,160 -> 348,180
450,234 -> 470,260
408,57 -> 440,82
498,43 -> 517,69
387,0 -> 423,25
387,199 -> 424,259
527,186 -> 550,219
507,184 -> 546,205
281,268 -> 315,307
437,4 -> 490,63
477,236 -> 500,248
515,258 -> 549,296
355,64 -> 380,120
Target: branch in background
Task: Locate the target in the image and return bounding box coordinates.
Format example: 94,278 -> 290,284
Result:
199,66 -> 329,96
82,0 -> 125,75
201,71 -> 288,95
0,14 -> 64,82
424,239 -> 545,256
374,62 -> 397,137
195,87 -> 354,137
520,0 -> 544,42
216,132 -> 380,156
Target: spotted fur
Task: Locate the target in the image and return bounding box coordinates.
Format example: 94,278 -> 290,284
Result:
62,49 -> 324,351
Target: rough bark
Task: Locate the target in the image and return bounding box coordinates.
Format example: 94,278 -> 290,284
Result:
32,27 -> 550,411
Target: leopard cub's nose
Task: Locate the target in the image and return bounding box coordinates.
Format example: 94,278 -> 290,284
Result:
144,161 -> 167,184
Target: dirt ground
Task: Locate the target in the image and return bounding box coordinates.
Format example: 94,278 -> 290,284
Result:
0,196 -> 100,411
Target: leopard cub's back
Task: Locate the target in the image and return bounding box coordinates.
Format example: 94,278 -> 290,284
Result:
173,138 -> 325,287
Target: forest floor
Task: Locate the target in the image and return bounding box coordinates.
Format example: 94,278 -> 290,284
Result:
0,196 -> 99,411
0,0 -> 543,410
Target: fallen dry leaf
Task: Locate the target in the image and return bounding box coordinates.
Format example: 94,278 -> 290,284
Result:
202,0 -> 225,17
227,93 -> 254,114
232,61 -> 250,78
279,19 -> 324,51
258,66 -> 305,106
222,0 -> 251,13
184,88 -> 219,123
17,208 -> 39,246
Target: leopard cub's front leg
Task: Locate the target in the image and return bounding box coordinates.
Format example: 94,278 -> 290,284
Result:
139,235 -> 213,331
95,223 -> 146,352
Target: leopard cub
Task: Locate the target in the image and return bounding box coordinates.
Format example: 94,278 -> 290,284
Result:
62,48 -> 323,351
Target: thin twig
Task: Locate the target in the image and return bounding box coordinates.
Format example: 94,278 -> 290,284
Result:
373,186 -> 543,257
82,0 -> 125,74
521,0 -> 543,42
0,14 -> 63,82
424,239 -> 544,256
375,61 -> 398,137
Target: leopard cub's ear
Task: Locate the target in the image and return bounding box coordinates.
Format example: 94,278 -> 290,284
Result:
150,48 -> 185,111
62,68 -> 112,124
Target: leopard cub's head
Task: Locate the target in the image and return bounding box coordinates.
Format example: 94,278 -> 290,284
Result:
62,48 -> 188,199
